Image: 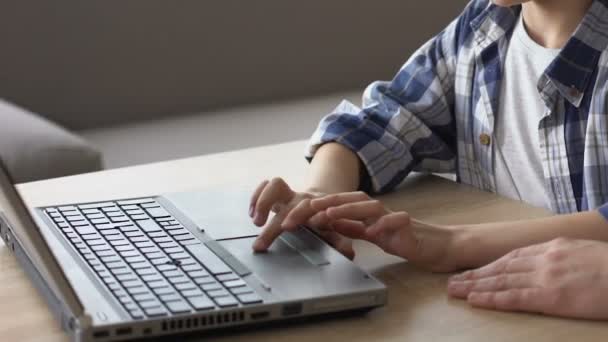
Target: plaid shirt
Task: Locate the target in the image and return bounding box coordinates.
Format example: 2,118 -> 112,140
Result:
306,0 -> 608,214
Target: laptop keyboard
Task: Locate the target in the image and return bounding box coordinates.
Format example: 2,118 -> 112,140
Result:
44,198 -> 263,319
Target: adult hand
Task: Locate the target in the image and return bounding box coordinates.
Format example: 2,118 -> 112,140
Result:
310,192 -> 459,272
249,178 -> 354,259
448,238 -> 608,320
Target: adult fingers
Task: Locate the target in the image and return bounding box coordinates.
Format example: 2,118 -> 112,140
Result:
450,243 -> 549,282
253,177 -> 295,227
447,272 -> 536,298
249,180 -> 269,218
449,256 -> 538,283
309,192 -> 370,211
467,288 -> 548,314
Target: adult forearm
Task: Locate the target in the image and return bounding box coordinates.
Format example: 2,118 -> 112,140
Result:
305,143 -> 361,194
453,210 -> 608,269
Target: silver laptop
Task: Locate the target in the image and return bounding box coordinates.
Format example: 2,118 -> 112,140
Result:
0,161 -> 386,341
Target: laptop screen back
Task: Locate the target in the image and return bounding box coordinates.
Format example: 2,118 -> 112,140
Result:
0,160 -> 84,316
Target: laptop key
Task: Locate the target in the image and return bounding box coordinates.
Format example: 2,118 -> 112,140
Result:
236,293 -> 263,304
153,287 -> 175,296
187,270 -> 209,278
207,289 -> 229,298
137,220 -> 162,233
117,198 -> 155,206
111,216 -> 130,223
178,238 -> 201,246
130,214 -> 149,221
201,283 -> 222,291
229,286 -> 254,295
168,276 -> 190,285
74,225 -> 96,235
223,279 -> 246,288
217,273 -> 239,282
145,207 -> 171,218
135,267 -> 157,276
81,208 -> 100,214
123,280 -> 144,288
141,274 -> 164,282
90,218 -> 110,225
181,289 -> 204,297
130,310 -> 145,320
143,306 -> 168,317
127,286 -> 149,296
159,293 -> 182,302
102,256 -> 122,263
214,296 -> 238,308
133,293 -> 156,302
193,277 -> 215,285
175,283 -> 197,291
78,202 -> 114,210
166,300 -> 192,314
188,296 -> 215,311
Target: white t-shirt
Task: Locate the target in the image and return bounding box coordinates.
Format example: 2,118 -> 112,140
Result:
494,14 -> 560,209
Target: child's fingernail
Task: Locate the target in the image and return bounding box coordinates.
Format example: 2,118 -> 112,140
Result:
249,205 -> 254,218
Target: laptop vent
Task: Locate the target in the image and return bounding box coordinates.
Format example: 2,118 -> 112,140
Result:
161,311 -> 246,332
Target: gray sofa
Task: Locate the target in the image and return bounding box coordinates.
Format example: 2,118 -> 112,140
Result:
1,1 -> 468,179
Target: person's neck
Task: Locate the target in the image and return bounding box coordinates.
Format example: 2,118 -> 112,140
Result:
522,0 -> 593,49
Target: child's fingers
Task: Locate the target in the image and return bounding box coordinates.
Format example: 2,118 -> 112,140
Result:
307,211 -> 331,230
281,198 -> 317,230
331,219 -> 369,240
366,212 -> 411,238
253,210 -> 288,252
325,200 -> 386,222
309,192 -> 370,211
252,177 -> 294,227
249,180 -> 269,217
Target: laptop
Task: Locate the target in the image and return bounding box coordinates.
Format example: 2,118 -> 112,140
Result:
0,160 -> 387,341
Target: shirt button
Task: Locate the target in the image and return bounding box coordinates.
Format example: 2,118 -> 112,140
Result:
479,133 -> 491,146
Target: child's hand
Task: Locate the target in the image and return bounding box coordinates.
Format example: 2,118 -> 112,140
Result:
448,238 -> 608,319
249,178 -> 355,259
310,192 -> 459,272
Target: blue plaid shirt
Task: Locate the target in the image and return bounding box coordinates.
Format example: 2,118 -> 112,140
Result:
306,0 -> 608,214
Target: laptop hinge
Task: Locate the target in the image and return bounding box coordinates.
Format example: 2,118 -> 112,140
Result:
0,213 -> 91,341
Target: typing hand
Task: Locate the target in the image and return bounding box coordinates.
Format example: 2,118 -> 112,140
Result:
310,192 -> 458,272
448,238 -> 608,320
249,178 -> 355,259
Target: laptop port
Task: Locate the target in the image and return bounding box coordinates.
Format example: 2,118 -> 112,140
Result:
282,303 -> 302,316
116,327 -> 132,336
250,311 -> 270,320
93,330 -> 110,338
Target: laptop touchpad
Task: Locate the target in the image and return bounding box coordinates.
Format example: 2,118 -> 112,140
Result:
162,189 -> 261,240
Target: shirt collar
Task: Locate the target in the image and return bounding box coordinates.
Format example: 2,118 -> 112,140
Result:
472,0 -> 608,108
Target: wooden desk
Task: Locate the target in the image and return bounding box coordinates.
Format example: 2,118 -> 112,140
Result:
1,141 -> 606,341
